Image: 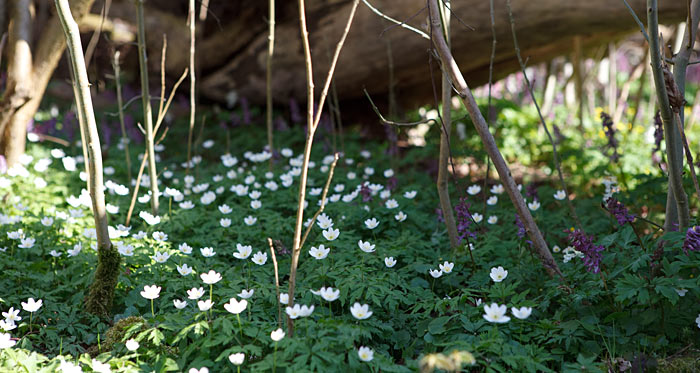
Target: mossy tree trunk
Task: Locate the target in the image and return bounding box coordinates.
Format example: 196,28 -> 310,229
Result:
55,0 -> 119,318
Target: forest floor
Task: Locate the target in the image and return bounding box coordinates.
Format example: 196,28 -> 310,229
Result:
0,95 -> 699,372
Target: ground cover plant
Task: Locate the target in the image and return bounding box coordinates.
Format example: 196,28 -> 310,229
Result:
3,0 -> 700,372
1,90 -> 700,371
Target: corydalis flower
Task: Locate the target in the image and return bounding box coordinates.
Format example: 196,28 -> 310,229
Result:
454,198 -> 476,244
605,197 -> 635,225
514,213 -> 532,247
600,111 -> 619,163
568,229 -> 605,273
682,226 -> 700,254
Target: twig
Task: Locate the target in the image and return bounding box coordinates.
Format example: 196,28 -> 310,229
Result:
199,0 -> 210,22
158,34 -> 167,120
136,0 -> 159,215
84,0 -> 111,67
0,33 -> 7,64
124,130 -> 173,227
647,0 -> 690,230
506,0 -> 582,229
154,69 -> 189,133
288,0 -> 360,336
437,0 -> 475,31
364,89 -> 435,126
300,154 -> 339,249
482,0 -> 497,219
435,0 -> 459,249
268,238 -> 282,329
125,152 -> 148,227
34,134 -> 70,147
186,0 -> 196,177
361,0 -> 430,40
622,0 -> 650,42
266,0 -> 276,168
56,0 -> 116,316
111,50 -> 132,183
427,0 -> 562,278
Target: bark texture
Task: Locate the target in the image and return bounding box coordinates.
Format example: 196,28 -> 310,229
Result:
101,0 -> 686,108
0,0 -> 95,167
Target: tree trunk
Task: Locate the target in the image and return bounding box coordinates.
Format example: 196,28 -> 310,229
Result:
100,0 -> 686,110
55,0 -> 117,319
0,0 -> 95,168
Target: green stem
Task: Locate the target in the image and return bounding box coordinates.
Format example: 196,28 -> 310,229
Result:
151,299 -> 155,318
273,342 -> 278,372
236,313 -> 243,341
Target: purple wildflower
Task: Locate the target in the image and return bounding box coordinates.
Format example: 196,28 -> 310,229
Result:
240,97 -> 251,125
360,183 -> 372,202
568,229 -> 605,273
600,111 -> 619,162
435,208 -> 444,223
230,113 -> 242,128
454,198 -> 476,244
514,213 -> 526,239
274,116 -> 289,131
386,176 -> 397,191
605,197 -> 635,225
63,111 -> 78,143
289,98 -> 302,123
385,125 -> 399,157
514,213 -> 532,246
682,226 -> 700,254
526,183 -> 539,201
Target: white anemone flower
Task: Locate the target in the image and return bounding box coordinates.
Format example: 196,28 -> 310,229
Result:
483,303 -> 511,323
489,266 -> 508,282
350,302 -> 372,320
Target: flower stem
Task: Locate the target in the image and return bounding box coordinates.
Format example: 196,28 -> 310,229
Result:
236,313 -> 243,340
151,299 -> 155,318
273,342 -> 278,372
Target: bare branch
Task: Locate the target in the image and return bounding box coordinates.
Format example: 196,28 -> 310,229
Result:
363,89 -> 435,126
361,0 -> 430,40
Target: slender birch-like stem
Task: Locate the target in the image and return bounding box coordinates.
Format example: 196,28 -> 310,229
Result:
266,0 -> 276,168
427,0 -> 561,278
482,0 -> 497,219
268,238 -> 282,329
135,0 -> 159,215
435,0 -> 459,249
66,54 -> 91,193
125,151 -> 148,227
287,0 -> 360,335
647,0 -> 690,230
55,0 -> 117,316
56,0 -> 111,252
506,0 -> 581,229
186,0 -> 196,176
299,154 -> 339,249
112,51 -> 132,183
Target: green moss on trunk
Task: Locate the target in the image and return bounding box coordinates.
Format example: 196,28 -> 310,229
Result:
84,244 -> 121,318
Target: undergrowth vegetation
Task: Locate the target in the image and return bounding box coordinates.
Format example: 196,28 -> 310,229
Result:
1,95 -> 700,372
